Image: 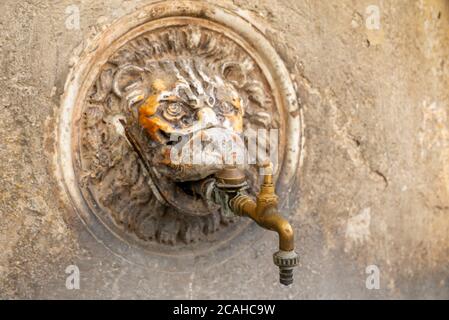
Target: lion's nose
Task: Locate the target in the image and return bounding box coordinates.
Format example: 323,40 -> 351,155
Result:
196,107 -> 219,128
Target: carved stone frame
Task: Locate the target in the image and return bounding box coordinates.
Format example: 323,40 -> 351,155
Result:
57,0 -> 301,271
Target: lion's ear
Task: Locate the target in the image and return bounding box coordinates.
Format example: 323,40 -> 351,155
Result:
112,65 -> 145,98
112,64 -> 148,112
221,58 -> 255,88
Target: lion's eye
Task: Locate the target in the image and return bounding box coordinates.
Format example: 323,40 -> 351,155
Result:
219,102 -> 235,115
167,103 -> 182,116
181,116 -> 193,127
163,102 -> 185,120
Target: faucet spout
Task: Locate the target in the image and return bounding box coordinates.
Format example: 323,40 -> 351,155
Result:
215,165 -> 299,286
229,198 -> 295,252
255,205 -> 295,252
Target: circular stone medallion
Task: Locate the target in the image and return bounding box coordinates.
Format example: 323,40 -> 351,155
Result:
58,1 -> 301,271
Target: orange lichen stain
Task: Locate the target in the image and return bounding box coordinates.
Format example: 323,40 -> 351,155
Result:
138,94 -> 172,142
227,97 -> 244,132
232,97 -> 243,113
139,95 -> 159,118
140,117 -> 173,143
160,147 -> 174,165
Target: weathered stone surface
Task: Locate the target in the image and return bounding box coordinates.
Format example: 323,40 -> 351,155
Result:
0,0 -> 448,299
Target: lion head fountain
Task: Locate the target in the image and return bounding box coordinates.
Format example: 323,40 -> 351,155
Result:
79,25 -> 277,246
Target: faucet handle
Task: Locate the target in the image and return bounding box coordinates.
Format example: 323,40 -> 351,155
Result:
256,162 -> 277,207
273,250 -> 299,286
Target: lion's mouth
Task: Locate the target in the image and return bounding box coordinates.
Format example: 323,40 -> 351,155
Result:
120,119 -> 247,215
157,127 -> 247,182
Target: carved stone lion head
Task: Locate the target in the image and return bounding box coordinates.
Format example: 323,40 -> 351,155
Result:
114,58 -> 248,182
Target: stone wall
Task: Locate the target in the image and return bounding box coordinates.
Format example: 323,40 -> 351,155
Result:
0,0 -> 448,299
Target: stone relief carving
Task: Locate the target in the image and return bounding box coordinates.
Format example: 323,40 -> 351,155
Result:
77,25 -> 281,247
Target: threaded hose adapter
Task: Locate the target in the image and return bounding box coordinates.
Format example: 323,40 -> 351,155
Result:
273,250 -> 299,286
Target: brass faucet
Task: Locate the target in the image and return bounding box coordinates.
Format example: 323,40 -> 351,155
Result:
213,165 -> 299,286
